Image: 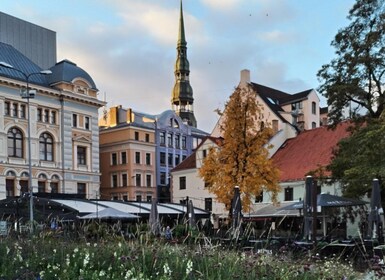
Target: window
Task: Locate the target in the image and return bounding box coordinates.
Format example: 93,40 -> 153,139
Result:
202,150 -> 207,158
135,152 -> 141,164
38,181 -> 46,193
6,179 -> 14,197
122,174 -> 128,186
168,153 -> 173,166
160,172 -> 166,185
50,111 -> 56,124
50,175 -> 59,193
145,133 -> 150,142
175,134 -> 180,149
39,132 -> 53,161
160,132 -> 165,145
44,109 -> 49,122
175,154 -> 180,166
168,133 -> 173,147
121,152 -> 127,164
72,114 -> 78,127
12,103 -> 17,117
205,198 -> 212,212
85,116 -> 90,130
147,196 -> 152,202
312,122 -> 317,129
291,101 -> 303,110
136,195 -> 142,202
204,181 -> 211,188
4,101 -> 10,116
179,176 -> 186,190
50,182 -> 58,193
182,155 -> 186,161
135,174 -> 141,187
111,153 -> 117,165
146,174 -> 151,187
146,153 -> 151,165
112,174 -> 118,187
20,105 -> 26,118
77,146 -> 87,165
7,127 -> 23,158
312,102 -> 316,114
255,191 -> 263,203
134,131 -> 139,141
123,195 -> 128,201
182,136 -> 187,149
77,183 -> 86,198
160,152 -> 166,165
284,187 -> 293,201
37,108 -> 42,121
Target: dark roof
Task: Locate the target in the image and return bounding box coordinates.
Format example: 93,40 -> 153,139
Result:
0,42 -> 49,85
249,82 -> 289,123
0,43 -> 97,91
172,152 -> 196,172
171,136 -> 222,172
272,122 -> 351,182
279,89 -> 313,105
249,83 -> 315,125
48,59 -> 97,90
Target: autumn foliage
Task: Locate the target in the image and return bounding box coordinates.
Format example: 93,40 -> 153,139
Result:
199,86 -> 280,212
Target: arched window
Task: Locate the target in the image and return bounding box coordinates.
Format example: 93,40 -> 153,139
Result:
50,175 -> 60,193
5,170 -> 16,197
38,173 -> 48,193
39,132 -> 53,161
7,127 -> 23,158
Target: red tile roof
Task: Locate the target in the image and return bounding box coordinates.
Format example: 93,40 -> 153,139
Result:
272,122 -> 351,182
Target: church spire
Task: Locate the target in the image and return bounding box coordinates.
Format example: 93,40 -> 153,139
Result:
171,0 -> 197,128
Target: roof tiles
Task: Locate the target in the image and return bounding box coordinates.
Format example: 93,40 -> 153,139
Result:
272,122 -> 351,182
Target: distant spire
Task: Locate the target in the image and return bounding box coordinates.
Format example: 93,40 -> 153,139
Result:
178,0 -> 186,48
171,0 -> 197,128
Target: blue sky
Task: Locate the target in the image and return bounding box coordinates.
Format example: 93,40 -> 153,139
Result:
1,0 -> 355,132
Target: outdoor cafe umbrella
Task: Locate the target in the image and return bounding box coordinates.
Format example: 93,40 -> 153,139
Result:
367,179 -> 383,239
188,200 -> 196,230
231,186 -> 242,239
149,199 -> 161,236
280,193 -> 367,210
280,193 -> 367,237
79,207 -> 140,220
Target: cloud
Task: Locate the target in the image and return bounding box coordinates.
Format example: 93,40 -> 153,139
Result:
200,0 -> 241,11
259,30 -> 298,44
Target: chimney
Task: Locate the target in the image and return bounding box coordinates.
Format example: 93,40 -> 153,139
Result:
109,106 -> 120,127
240,69 -> 250,87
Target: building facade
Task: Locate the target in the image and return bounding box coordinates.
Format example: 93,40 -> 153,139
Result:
0,15 -> 104,200
99,106 -> 208,202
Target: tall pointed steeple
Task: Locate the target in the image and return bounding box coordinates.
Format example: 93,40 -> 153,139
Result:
171,0 -> 197,127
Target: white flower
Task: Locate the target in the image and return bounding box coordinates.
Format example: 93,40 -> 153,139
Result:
99,270 -> 106,276
163,262 -> 172,276
83,252 -> 90,267
186,259 -> 193,275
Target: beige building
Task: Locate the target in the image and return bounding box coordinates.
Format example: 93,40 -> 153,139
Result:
99,106 -> 157,201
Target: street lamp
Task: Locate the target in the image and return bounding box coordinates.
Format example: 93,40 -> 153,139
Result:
0,61 -> 52,234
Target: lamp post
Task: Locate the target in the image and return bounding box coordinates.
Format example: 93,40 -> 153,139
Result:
0,61 -> 52,234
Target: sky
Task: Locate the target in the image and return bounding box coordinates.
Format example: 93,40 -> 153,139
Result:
1,0 -> 355,133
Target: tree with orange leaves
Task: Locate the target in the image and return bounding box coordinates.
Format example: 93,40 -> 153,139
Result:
199,86 -> 280,212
